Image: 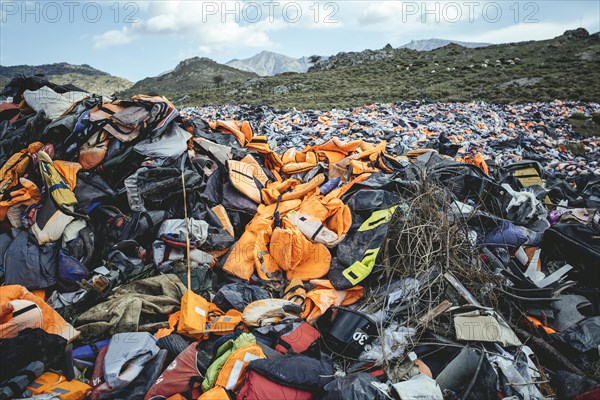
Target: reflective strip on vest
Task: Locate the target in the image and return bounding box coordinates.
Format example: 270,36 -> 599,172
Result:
357,205 -> 397,232
224,352 -> 262,390
343,248 -> 379,285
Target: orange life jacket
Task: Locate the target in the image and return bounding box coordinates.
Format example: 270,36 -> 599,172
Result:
302,279 -> 364,323
261,174 -> 325,205
208,120 -> 253,147
177,291 -> 210,339
0,285 -> 79,342
214,344 -> 265,391
281,149 -> 318,174
26,372 -> 92,400
457,152 -> 489,175
228,156 -> 269,204
247,136 -> 283,172
197,386 -> 229,400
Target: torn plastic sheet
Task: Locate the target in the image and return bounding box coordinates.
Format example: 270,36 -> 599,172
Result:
125,168 -> 146,212
167,248 -> 213,265
553,316 -> 600,353
158,218 -> 209,246
392,373 -> 443,400
549,294 -> 591,332
386,279 -> 420,312
359,322 -> 416,362
134,123 -> 191,158
370,278 -> 420,319
501,183 -> 547,225
489,351 -> 545,400
448,200 -> 475,222
193,137 -> 233,165
323,372 -> 393,400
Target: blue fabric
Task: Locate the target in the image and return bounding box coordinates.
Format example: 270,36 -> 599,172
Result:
58,249 -> 89,282
483,221 -> 528,248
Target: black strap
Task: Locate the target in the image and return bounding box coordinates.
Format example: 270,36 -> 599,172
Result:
250,137 -> 268,144
141,212 -> 154,230
97,105 -> 116,115
277,338 -> 293,352
3,368 -> 39,394
6,381 -> 23,395
11,303 -> 38,317
91,112 -> 137,136
92,131 -> 106,145
19,369 -> 38,382
250,274 -> 285,297
367,215 -> 387,227
89,342 -> 100,356
265,270 -> 283,279
129,211 -> 153,236
346,164 -> 353,182
273,193 -> 284,228
310,224 -> 325,241
284,284 -> 305,295
232,169 -> 256,180
347,270 -> 359,280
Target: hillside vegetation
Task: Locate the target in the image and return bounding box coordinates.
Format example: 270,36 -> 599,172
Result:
180,29 -> 600,110
118,57 -> 258,102
0,62 -> 132,95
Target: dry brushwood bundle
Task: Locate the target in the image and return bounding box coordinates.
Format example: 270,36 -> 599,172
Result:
354,177 -> 502,378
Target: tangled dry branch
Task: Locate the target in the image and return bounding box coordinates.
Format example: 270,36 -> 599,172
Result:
355,177 -> 503,380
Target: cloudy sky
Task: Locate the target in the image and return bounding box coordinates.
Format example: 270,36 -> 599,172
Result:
1,1 -> 598,81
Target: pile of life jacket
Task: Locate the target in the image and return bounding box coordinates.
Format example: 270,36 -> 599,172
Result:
1,76 -> 599,400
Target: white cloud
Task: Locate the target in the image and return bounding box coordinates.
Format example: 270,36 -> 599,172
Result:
93,27 -> 136,48
358,2 -> 405,25
145,14 -> 178,33
91,0 -> 348,53
92,1 -> 276,51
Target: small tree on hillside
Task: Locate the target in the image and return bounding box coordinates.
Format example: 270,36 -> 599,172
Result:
213,75 -> 225,86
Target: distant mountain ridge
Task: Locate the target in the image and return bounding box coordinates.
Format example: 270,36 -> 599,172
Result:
224,41 -> 490,76
400,39 -> 492,51
308,40 -> 491,72
0,62 -> 132,95
0,62 -> 108,77
226,51 -> 312,76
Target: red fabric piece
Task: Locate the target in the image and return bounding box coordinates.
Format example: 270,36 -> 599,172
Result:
275,322 -> 320,354
145,342 -> 202,400
237,370 -> 313,400
576,388 -> 600,400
